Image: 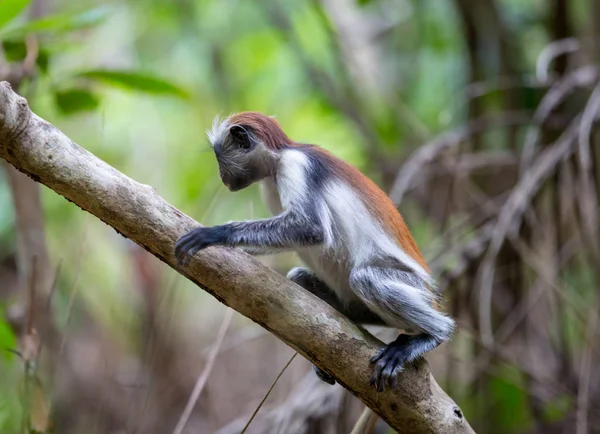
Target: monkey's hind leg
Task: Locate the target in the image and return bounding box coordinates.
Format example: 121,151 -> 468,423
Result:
350,267 -> 455,392
287,267 -> 386,386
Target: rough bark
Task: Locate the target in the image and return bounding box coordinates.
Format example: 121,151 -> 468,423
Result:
0,81 -> 474,434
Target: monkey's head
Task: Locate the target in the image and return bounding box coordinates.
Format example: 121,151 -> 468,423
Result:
207,112 -> 292,191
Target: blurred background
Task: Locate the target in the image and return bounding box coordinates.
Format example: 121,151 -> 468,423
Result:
0,0 -> 599,433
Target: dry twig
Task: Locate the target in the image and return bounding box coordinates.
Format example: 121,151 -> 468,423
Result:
389,111 -> 530,205
477,116 -> 583,346
173,308 -> 234,434
536,38 -> 580,84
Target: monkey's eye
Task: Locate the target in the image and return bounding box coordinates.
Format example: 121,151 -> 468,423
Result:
230,125 -> 253,151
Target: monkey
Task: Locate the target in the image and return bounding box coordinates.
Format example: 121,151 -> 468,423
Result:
174,112 -> 454,392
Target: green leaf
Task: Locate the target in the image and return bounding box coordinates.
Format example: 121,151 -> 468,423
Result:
36,47 -> 49,73
543,395 -> 573,424
1,39 -> 26,61
77,70 -> 190,99
0,6 -> 111,38
1,40 -> 50,72
54,88 -> 100,115
489,366 -> 533,431
0,0 -> 31,30
0,319 -> 16,361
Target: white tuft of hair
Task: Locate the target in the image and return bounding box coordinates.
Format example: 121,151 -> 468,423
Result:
206,115 -> 230,147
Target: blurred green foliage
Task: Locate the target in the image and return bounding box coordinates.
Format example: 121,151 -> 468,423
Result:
0,0 -> 31,30
0,0 -> 596,432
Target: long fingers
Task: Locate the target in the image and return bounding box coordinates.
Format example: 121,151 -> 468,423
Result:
369,338 -> 410,392
175,228 -> 204,265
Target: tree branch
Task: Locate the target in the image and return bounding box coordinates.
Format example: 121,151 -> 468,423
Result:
0,81 -> 474,434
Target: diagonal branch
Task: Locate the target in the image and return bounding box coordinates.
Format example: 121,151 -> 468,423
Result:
0,81 -> 474,434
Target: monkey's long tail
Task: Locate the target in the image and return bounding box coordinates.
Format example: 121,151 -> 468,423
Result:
350,407 -> 379,434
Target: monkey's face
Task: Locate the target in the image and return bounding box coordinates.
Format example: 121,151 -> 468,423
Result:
213,125 -> 276,191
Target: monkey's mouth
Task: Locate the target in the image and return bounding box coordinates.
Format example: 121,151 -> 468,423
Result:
218,168 -> 233,190
225,178 -> 251,192
217,161 -> 252,191
220,172 -> 250,192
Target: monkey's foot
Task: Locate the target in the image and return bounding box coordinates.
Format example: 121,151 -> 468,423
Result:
313,365 -> 336,385
369,334 -> 413,392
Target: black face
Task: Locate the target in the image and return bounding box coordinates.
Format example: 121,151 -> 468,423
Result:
213,125 -> 267,191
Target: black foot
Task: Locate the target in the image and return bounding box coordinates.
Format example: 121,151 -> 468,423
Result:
369,334 -> 412,392
313,365 -> 336,385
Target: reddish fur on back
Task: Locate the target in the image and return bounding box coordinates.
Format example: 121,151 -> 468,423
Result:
228,112 -> 430,272
309,147 -> 430,273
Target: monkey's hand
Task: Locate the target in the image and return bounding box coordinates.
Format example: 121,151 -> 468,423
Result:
175,226 -> 225,266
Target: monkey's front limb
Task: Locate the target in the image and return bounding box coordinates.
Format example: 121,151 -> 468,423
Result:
175,210 -> 324,265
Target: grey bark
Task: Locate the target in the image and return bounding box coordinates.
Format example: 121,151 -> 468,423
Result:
0,81 -> 474,434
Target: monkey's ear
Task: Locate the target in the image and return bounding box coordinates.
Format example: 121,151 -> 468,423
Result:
230,125 -> 247,139
230,125 -> 253,150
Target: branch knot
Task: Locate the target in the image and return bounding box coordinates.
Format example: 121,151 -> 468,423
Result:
0,81 -> 32,147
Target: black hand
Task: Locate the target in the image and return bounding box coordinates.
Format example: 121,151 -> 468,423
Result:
175,226 -> 224,266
